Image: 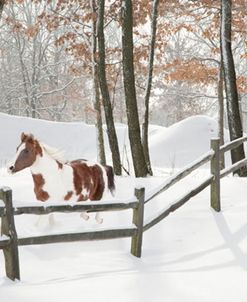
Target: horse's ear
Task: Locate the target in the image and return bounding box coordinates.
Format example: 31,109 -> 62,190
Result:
21,132 -> 27,142
21,133 -> 34,143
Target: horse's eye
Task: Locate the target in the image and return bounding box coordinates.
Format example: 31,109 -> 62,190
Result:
24,149 -> 29,154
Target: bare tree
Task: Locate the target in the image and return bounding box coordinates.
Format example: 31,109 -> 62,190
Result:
221,0 -> 247,176
0,1 -> 82,121
142,0 -> 160,176
0,0 -> 4,19
97,0 -> 122,175
121,0 -> 148,177
217,60 -> 225,169
90,0 -> 106,166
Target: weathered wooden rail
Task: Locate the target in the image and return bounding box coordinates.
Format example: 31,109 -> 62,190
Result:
0,188 -> 144,281
1,136 -> 247,281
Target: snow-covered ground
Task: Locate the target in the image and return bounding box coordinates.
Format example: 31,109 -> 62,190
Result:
1,113 -> 247,302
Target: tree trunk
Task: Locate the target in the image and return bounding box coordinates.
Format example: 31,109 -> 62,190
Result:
97,0 -> 121,175
142,0 -> 160,176
221,0 -> 247,176
91,0 -> 106,166
121,0 -> 148,177
218,60 -> 225,170
0,0 -> 4,19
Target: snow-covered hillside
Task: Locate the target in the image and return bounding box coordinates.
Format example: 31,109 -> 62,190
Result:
0,112 -> 221,169
1,113 -> 247,302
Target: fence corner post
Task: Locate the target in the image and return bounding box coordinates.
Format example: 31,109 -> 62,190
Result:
210,138 -> 221,212
0,187 -> 20,281
131,187 -> 145,258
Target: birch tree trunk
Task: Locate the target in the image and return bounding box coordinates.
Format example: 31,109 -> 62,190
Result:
221,0 -> 247,176
142,0 -> 160,176
97,0 -> 122,175
121,0 -> 148,177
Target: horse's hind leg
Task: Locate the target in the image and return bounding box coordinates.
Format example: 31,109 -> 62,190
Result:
48,213 -> 56,226
35,213 -> 55,227
95,212 -> 103,224
80,212 -> 89,221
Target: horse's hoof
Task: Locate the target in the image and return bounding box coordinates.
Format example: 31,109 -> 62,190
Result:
96,217 -> 103,224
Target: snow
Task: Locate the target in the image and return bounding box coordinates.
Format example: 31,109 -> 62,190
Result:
1,113 -> 247,301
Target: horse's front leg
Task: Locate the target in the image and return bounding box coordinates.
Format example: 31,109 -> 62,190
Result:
35,213 -> 56,227
95,212 -> 103,224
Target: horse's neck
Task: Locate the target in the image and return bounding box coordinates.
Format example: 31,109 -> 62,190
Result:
30,151 -> 62,176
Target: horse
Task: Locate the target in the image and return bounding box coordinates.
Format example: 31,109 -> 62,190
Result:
8,132 -> 115,224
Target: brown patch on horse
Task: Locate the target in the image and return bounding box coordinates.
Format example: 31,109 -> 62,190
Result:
64,191 -> 73,201
21,133 -> 43,157
89,165 -> 104,200
77,194 -> 89,202
32,173 -> 49,202
70,160 -> 105,201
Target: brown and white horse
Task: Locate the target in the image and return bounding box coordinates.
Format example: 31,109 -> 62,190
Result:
8,133 -> 115,223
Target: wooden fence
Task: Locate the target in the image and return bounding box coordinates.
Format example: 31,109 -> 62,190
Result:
1,136 -> 247,281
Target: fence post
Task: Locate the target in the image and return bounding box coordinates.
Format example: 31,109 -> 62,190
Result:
0,187 -> 20,280
210,138 -> 221,212
131,187 -> 145,258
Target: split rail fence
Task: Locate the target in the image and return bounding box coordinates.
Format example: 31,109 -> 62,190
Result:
1,137 -> 247,281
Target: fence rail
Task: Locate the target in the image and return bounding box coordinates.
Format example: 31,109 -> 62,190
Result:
0,187 -> 144,281
219,135 -> 247,154
145,151 -> 214,204
17,227 -> 138,246
144,175 -> 214,232
1,136 -> 247,281
13,200 -> 139,216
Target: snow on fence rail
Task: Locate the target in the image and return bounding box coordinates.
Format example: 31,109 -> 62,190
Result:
0,187 -> 144,281
1,137 -> 247,281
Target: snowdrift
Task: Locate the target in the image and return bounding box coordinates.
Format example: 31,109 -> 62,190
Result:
0,112 -> 221,169
149,115 -> 219,168
1,113 -> 247,302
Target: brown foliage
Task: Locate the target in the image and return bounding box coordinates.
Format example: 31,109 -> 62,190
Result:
164,59 -> 218,84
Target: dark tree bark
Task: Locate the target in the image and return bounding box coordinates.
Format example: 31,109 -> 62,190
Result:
221,0 -> 247,176
121,0 -> 148,177
97,0 -> 121,175
91,0 -> 106,166
142,0 -> 160,176
217,61 -> 225,170
0,0 -> 4,19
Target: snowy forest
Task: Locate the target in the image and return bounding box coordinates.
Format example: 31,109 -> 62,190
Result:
0,0 -> 247,178
0,0 -> 246,122
1,1 -> 247,300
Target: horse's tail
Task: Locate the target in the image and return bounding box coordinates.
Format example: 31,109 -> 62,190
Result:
104,165 -> 115,196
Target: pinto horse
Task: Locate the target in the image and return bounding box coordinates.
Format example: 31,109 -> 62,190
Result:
8,133 -> 115,223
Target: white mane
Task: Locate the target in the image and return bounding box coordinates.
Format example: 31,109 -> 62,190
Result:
40,143 -> 67,164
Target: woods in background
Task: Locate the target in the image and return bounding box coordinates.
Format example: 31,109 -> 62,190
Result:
0,0 -> 246,176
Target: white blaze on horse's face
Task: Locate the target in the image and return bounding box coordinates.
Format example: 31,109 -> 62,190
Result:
8,143 -> 25,173
8,133 -> 40,174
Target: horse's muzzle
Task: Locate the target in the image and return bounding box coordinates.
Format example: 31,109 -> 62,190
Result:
8,165 -> 16,174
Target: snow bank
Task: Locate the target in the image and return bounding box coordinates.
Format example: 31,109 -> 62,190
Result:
0,112 -> 223,170
149,115 -> 219,168
1,113 -> 247,302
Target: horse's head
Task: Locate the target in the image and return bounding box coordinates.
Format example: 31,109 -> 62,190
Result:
8,133 -> 43,174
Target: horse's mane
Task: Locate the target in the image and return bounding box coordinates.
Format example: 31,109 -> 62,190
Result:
40,142 -> 67,164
